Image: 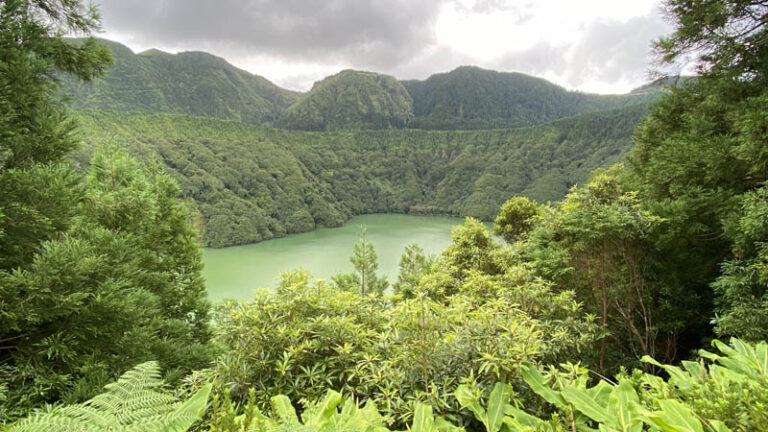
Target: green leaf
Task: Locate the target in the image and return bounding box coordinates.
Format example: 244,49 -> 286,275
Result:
707,420 -> 733,432
455,385 -> 486,423
270,395 -> 299,426
587,381 -> 613,407
607,381 -> 641,432
561,386 -> 608,424
504,405 -> 544,427
412,403 -> 435,432
640,399 -> 704,432
501,417 -> 530,432
520,364 -> 567,408
305,390 -> 342,426
487,383 -> 511,432
435,416 -> 465,432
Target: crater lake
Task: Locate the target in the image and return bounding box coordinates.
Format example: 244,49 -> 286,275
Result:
202,214 -> 467,301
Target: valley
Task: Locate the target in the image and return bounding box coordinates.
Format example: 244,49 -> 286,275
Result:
63,39 -> 663,249
7,1 -> 767,428
75,103 -> 648,247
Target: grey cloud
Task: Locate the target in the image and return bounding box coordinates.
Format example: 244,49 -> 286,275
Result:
95,0 -> 670,93
390,45 -> 477,80
448,0 -> 535,23
562,14 -> 672,88
392,13 -> 668,93
96,0 -> 443,68
492,42 -> 569,77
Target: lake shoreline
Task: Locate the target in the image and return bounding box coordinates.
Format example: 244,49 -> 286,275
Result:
202,214 -> 467,302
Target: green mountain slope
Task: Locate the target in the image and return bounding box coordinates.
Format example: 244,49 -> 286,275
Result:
75,104 -> 648,247
279,70 -> 414,131
62,39 -> 301,125
402,66 -> 660,129
63,40 -> 661,131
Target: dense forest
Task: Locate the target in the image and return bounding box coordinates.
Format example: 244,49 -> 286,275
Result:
2,0 -> 768,431
401,66 -> 661,130
61,39 -> 301,126
279,70 -> 414,131
75,104 -> 647,247
60,39 -> 662,131
60,32 -> 668,249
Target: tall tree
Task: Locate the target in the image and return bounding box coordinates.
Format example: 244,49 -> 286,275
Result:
0,1 -> 213,420
525,166 -> 666,371
628,0 -> 768,344
333,226 -> 388,295
393,243 -> 431,298
0,0 -> 111,269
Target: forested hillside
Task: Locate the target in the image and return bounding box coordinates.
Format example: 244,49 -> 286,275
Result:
402,66 -> 660,129
75,103 -> 648,247
62,40 -> 661,131
62,39 -> 301,125
63,40 -> 659,248
279,70 -> 414,131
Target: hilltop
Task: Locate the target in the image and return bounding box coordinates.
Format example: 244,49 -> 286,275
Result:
402,66 -> 659,129
62,39 -> 301,125
279,70 -> 414,131
62,39 -> 666,131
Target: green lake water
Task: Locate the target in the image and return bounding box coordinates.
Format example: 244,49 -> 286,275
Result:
202,214 -> 465,302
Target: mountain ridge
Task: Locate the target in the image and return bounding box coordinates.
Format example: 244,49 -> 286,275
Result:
62,38 -> 302,125
62,38 -> 666,131
279,69 -> 414,131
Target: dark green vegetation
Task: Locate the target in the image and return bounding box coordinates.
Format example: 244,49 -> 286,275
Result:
75,104 -> 648,247
6,362 -> 211,432
402,66 -> 660,130
62,38 -> 662,249
14,340 -> 768,431
61,40 -> 660,132
4,0 -> 768,431
0,0 -> 214,422
280,70 -> 414,131
62,39 -> 300,125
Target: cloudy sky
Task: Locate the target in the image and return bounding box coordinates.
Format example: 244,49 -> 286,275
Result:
95,0 -> 675,94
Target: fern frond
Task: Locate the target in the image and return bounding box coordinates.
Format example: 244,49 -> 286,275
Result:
7,362 -> 210,432
124,384 -> 211,432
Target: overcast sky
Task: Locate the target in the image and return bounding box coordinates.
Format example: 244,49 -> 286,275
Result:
95,0 -> 675,94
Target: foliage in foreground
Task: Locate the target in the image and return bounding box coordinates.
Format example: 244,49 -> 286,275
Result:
10,338 -> 764,431
0,0 -> 215,422
505,338 -> 768,431
207,388 -> 462,432
201,338 -> 766,432
7,362 -> 211,432
210,219 -> 598,429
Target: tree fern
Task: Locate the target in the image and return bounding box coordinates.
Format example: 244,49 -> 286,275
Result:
7,362 -> 210,432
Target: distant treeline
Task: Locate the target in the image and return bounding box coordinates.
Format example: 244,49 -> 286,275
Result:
62,39 -> 663,132
76,104 -> 648,247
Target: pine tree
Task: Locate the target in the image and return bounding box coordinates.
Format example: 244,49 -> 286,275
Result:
393,243 -> 431,298
332,226 -> 388,295
0,0 -> 111,269
628,0 -> 768,345
0,1 -> 213,420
